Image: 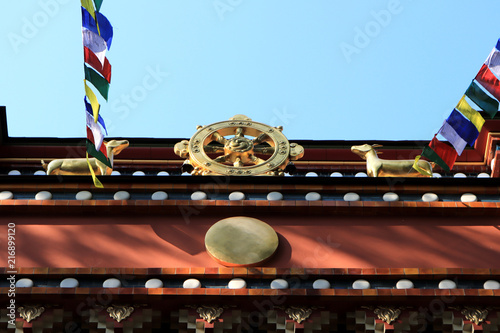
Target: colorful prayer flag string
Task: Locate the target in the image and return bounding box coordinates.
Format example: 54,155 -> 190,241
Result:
81,0 -> 113,187
416,38 -> 500,174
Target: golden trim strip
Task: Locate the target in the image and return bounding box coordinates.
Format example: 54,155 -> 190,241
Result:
3,133 -> 500,168
0,158 -> 487,167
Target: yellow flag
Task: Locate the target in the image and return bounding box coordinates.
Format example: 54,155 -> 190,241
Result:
86,152 -> 103,188
456,96 -> 485,132
412,155 -> 433,177
84,80 -> 100,121
81,0 -> 96,19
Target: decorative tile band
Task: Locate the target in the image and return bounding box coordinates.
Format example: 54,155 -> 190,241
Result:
4,287 -> 500,297
4,267 -> 500,277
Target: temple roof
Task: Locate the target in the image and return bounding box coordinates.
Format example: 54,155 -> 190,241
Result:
2,106 -> 500,177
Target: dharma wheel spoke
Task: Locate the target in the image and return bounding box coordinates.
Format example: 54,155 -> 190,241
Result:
253,146 -> 275,155
235,127 -> 245,138
252,133 -> 269,144
213,154 -> 230,163
203,145 -> 224,154
211,132 -> 227,145
249,155 -> 267,165
233,158 -> 243,168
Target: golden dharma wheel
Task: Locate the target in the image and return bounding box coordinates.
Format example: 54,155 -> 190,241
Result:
205,216 -> 279,267
174,115 -> 304,176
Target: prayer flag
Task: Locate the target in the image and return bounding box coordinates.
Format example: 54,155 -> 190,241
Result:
84,80 -> 100,120
93,0 -> 103,12
455,96 -> 485,132
86,112 -> 104,151
84,47 -> 111,83
81,7 -> 113,49
412,155 -> 433,177
86,127 -> 111,167
81,0 -> 96,19
95,12 -> 113,48
475,64 -> 500,101
84,65 -> 110,100
438,120 -> 467,155
485,47 -> 500,78
84,97 -> 107,134
465,81 -> 498,118
443,109 -> 479,147
82,29 -> 106,64
86,152 -> 103,188
421,136 -> 458,172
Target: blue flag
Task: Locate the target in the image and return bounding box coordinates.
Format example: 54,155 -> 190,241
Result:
81,6 -> 113,49
445,109 -> 479,147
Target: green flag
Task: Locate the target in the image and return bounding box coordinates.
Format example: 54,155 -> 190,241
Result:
465,81 -> 498,118
86,139 -> 111,168
84,65 -> 109,100
93,0 -> 103,12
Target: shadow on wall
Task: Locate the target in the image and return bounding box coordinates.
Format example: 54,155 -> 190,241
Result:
265,232 -> 292,267
151,223 -> 207,256
6,214 -> 500,268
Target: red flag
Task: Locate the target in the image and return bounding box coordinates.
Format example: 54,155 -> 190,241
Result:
422,136 -> 458,171
475,64 -> 500,101
84,46 -> 111,83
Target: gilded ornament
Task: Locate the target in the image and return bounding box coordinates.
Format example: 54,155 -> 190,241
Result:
460,306 -> 489,326
351,144 -> 433,177
280,306 -> 314,324
188,305 -> 225,323
107,305 -> 135,322
18,305 -> 45,323
174,115 -> 304,176
372,306 -> 402,324
41,140 -> 129,175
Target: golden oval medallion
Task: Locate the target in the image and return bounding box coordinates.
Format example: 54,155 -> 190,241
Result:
205,216 -> 279,267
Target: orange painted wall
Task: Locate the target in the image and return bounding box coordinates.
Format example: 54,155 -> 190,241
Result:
2,213 -> 499,268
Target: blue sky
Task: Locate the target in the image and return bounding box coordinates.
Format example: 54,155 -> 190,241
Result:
2,1 -> 500,141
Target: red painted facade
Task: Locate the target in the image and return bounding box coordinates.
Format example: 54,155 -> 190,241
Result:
2,213 -> 499,269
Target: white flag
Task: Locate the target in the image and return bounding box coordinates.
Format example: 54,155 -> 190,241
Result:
438,121 -> 466,156
86,112 -> 104,151
485,47 -> 500,79
82,29 -> 107,65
